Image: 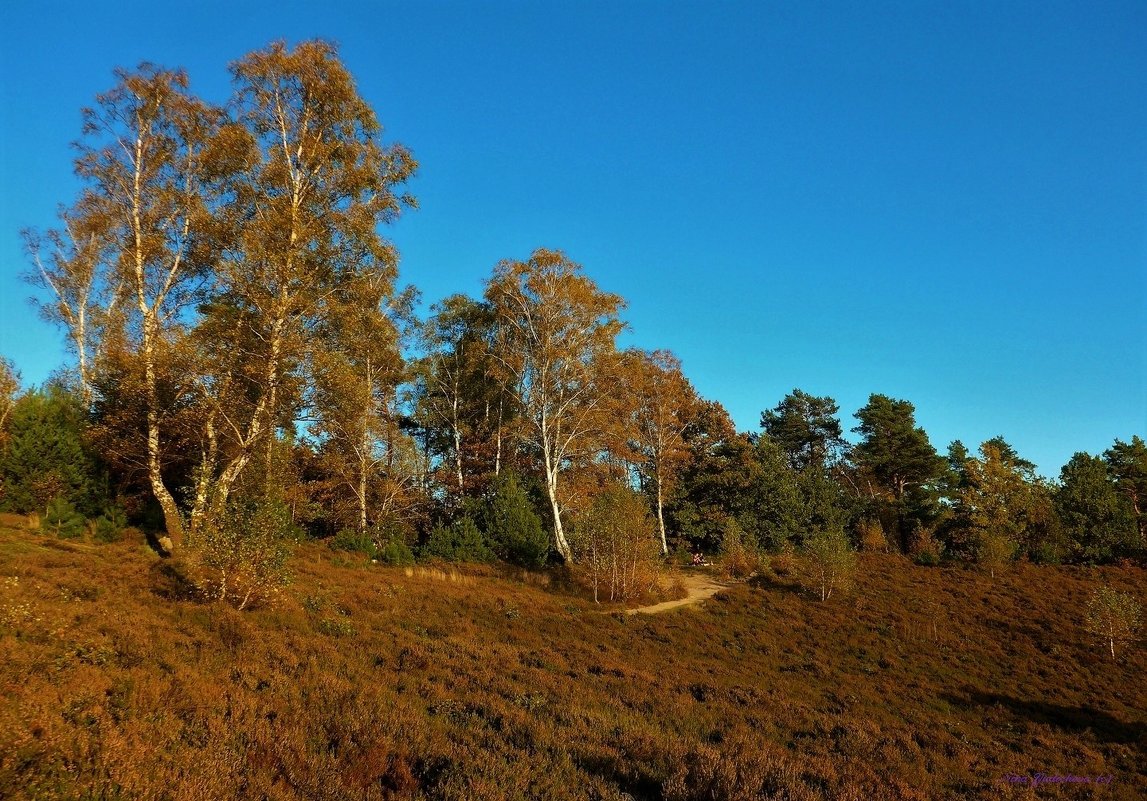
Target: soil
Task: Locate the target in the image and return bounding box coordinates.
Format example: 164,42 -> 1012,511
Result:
627,569 -> 731,614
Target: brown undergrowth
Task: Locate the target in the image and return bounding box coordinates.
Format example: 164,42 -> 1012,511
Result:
0,524 -> 1143,800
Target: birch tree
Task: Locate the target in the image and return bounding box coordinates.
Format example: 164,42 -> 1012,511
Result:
187,40 -> 417,537
53,65 -> 223,545
485,249 -> 625,561
0,358 -> 19,436
623,349 -> 699,555
22,210 -> 122,406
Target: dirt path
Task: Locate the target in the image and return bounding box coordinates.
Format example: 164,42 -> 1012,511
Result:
626,570 -> 732,614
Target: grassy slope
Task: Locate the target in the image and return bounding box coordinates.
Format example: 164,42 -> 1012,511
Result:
0,524 -> 1143,801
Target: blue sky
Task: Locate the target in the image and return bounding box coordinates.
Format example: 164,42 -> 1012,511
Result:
1,1 -> 1144,477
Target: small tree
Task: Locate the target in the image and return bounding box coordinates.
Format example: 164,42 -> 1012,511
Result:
189,500 -> 296,610
1085,586 -> 1142,661
977,530 -> 1018,579
481,471 -> 549,568
718,517 -> 757,579
41,497 -> 86,540
574,485 -> 660,603
802,527 -> 856,601
423,517 -> 494,563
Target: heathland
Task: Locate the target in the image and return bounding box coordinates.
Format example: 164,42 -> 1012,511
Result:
1,521 -> 1142,801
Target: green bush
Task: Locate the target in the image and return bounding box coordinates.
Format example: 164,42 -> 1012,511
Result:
92,505 -> 128,543
41,497 -> 86,539
1030,541 -> 1064,565
378,539 -> 415,567
482,471 -> 549,568
423,516 -> 494,563
331,527 -> 376,558
190,499 -> 298,609
0,385 -> 106,517
914,549 -> 940,567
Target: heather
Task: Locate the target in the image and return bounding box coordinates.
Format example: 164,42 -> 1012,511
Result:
1,521 -> 1142,800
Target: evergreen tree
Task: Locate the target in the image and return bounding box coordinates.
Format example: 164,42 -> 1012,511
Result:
0,384 -> 104,516
760,389 -> 846,471
1104,436 -> 1147,549
1057,452 -> 1137,562
481,471 -> 549,568
851,394 -> 946,550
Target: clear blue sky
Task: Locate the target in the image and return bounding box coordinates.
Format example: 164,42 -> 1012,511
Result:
1,1 -> 1144,478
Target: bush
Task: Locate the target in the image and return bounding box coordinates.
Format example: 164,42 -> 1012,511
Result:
1084,585 -> 1142,661
378,539 -> 415,567
910,524 -> 943,566
1029,541 -> 1063,565
331,527 -> 376,559
914,549 -> 940,567
769,544 -> 798,576
801,526 -> 856,601
857,518 -> 889,552
40,497 -> 86,539
422,516 -> 494,563
92,505 -> 127,543
481,471 -> 549,568
188,499 -> 297,610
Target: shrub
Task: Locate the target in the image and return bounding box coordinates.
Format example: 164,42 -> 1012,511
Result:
378,539 -> 415,567
422,517 -> 494,563
1030,540 -> 1064,565
331,527 -> 376,559
910,524 -> 943,566
188,500 -> 297,610
1084,585 -> 1142,661
914,549 -> 940,567
40,497 -> 86,539
769,543 -> 798,576
92,505 -> 128,543
719,517 -> 758,579
573,484 -> 661,603
801,526 -> 856,601
857,518 -> 889,552
481,471 -> 549,568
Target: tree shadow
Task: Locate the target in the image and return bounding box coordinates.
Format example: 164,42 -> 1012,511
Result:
748,572 -> 805,596
149,559 -> 204,602
944,691 -> 1145,747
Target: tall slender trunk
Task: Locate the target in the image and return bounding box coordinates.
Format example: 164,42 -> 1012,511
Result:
451,374 -> 464,493
189,398 -> 221,542
494,395 -> 503,477
359,358 -> 372,535
655,456 -> 668,555
547,476 -> 571,561
358,452 -> 368,536
542,455 -> 571,561
131,123 -> 183,547
144,328 -> 184,545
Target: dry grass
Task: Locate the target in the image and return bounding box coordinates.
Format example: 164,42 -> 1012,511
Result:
0,524 -> 1143,800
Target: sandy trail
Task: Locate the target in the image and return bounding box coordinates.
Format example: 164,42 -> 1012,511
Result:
626,570 -> 732,614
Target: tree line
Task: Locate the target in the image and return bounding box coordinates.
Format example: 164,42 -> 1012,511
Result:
2,41 -> 1143,601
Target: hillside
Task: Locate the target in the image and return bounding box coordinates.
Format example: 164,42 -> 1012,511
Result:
1,525 -> 1143,800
